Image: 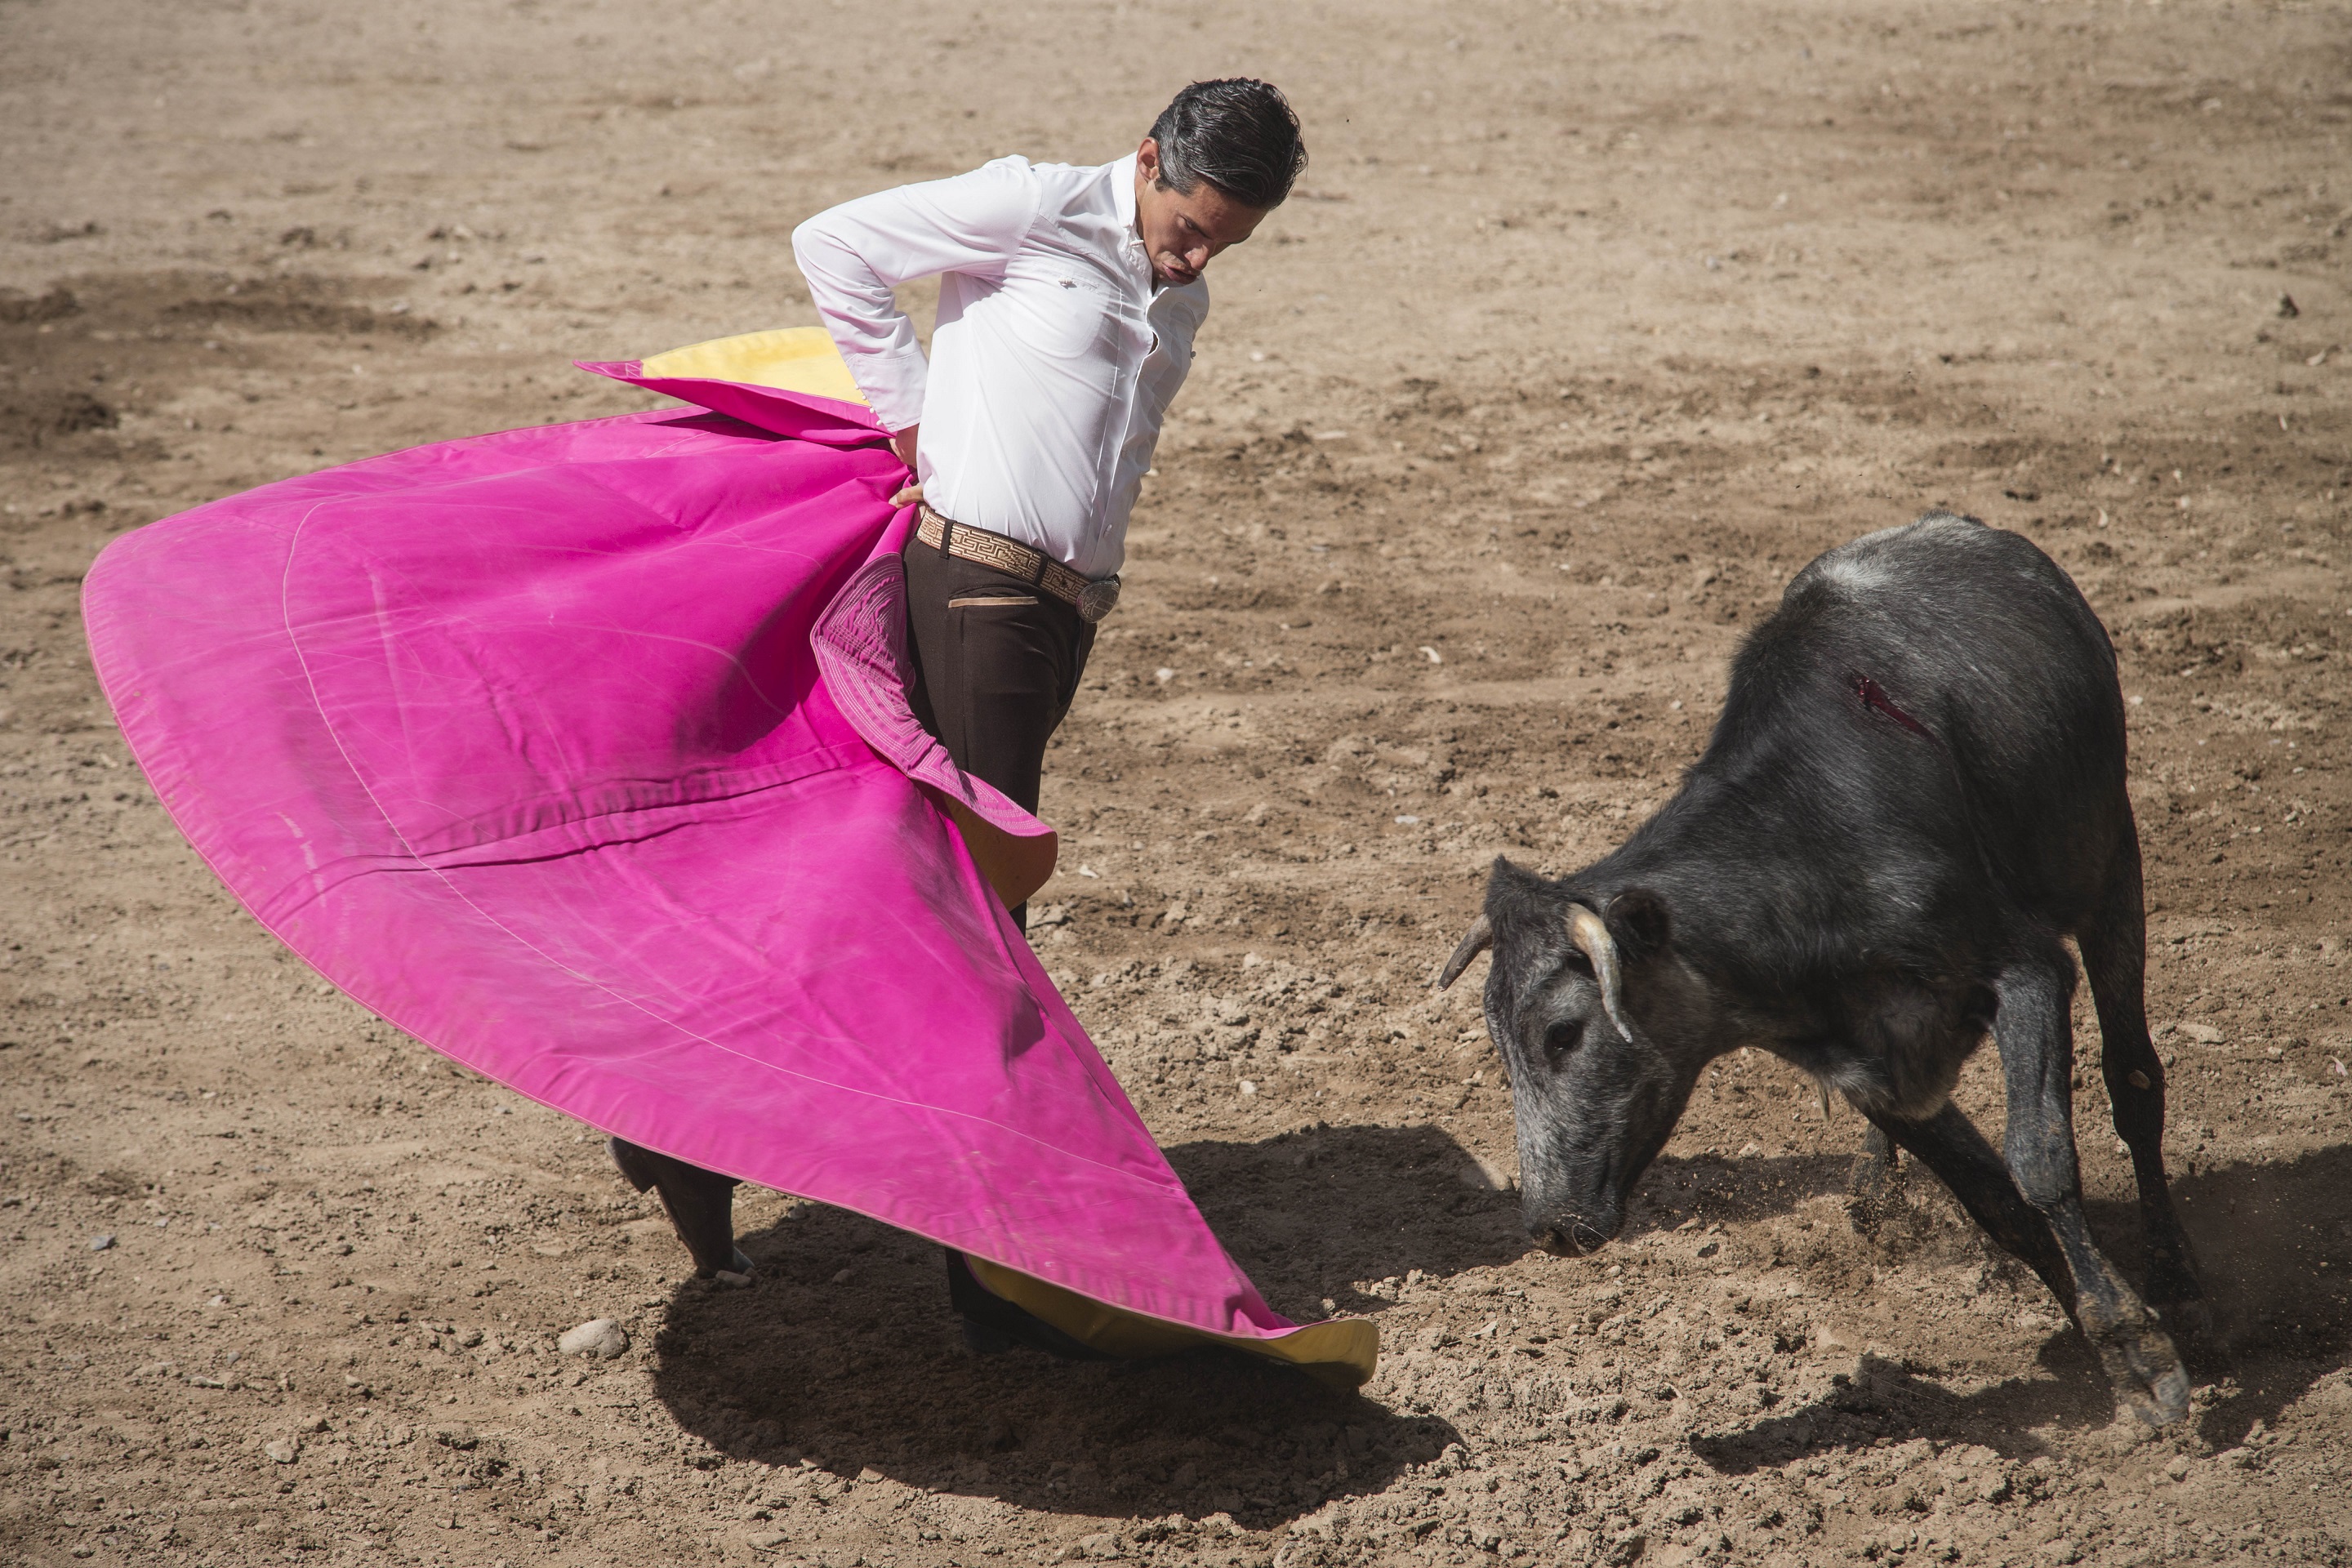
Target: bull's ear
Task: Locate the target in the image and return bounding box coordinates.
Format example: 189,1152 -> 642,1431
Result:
1488,855 -> 1543,894
1605,887 -> 1672,965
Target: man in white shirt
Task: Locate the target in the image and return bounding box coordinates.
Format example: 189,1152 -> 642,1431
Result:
626,81 -> 1292,1354
791,78 -> 1307,898
614,83 -> 1307,1334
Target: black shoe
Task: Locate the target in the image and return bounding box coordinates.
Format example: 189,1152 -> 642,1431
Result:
942,1250 -> 1113,1361
960,1316 -> 1019,1356
609,1137 -> 753,1280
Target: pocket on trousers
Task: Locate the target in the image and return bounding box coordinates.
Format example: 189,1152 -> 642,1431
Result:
947,594 -> 1040,608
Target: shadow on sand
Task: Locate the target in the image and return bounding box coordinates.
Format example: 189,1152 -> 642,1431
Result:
649,1101 -> 2349,1506
644,1122 -> 1496,1526
1690,1140 -> 2352,1471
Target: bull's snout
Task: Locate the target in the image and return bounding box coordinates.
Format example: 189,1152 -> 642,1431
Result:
1529,1213 -> 1619,1257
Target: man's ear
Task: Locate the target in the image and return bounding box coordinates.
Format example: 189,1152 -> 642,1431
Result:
1605,887 -> 1671,965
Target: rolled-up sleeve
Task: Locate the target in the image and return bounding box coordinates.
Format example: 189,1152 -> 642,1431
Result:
791,156 -> 1042,432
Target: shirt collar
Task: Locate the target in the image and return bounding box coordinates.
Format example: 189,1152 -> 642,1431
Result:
1109,152 -> 1163,290
1111,152 -> 1139,238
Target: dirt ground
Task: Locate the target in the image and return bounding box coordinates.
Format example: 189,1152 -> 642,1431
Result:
4,1 -> 2350,1565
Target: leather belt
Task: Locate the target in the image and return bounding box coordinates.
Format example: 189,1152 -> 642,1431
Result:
915,506 -> 1120,624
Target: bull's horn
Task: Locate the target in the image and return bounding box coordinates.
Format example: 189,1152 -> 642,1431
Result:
1435,914 -> 1494,990
1568,904 -> 1634,1042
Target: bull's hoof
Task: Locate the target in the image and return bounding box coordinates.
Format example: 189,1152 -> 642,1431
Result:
2087,1314 -> 2191,1429
1844,1161 -> 1905,1241
1844,1187 -> 1903,1241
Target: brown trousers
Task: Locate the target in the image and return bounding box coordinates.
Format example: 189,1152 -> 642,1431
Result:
902,532 -> 1095,928
902,531 -> 1115,1357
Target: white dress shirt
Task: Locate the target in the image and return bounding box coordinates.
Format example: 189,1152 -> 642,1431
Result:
791,153 -> 1205,581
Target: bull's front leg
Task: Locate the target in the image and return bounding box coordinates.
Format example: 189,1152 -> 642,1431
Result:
1844,1122 -> 1905,1238
1860,1102 -> 2074,1305
1994,945 -> 2189,1427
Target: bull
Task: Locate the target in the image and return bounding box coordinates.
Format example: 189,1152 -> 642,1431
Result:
1438,511 -> 2206,1426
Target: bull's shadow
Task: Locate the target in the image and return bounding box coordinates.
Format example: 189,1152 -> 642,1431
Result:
643,1123 -> 1490,1526
1690,1348 -> 2114,1475
1690,1140 -> 2352,1472
2163,1139 -> 2352,1448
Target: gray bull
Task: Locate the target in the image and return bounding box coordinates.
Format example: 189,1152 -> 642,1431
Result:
1439,512 -> 2207,1427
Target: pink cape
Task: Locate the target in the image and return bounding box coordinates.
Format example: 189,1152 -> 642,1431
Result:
82,351 -> 1374,1384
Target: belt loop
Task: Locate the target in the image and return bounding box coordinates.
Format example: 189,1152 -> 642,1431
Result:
938,510 -> 953,558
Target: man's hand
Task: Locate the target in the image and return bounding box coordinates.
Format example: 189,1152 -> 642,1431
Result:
889,424 -> 923,509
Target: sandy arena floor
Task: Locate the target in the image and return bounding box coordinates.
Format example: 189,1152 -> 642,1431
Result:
2,2 -> 2349,1565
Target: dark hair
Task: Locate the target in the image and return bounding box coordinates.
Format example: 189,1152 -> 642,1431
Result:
1147,79 -> 1307,211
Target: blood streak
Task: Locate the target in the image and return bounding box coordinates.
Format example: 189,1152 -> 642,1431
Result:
1853,673 -> 1934,741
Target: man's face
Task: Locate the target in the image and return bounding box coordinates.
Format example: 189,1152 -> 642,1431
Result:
1133,137 -> 1270,287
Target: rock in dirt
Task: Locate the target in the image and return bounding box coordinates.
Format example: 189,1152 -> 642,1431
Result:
265,1437 -> 301,1463
558,1317 -> 629,1358
88,1233 -> 114,1251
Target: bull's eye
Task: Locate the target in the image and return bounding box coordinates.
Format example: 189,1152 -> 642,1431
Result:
1543,1018 -> 1584,1061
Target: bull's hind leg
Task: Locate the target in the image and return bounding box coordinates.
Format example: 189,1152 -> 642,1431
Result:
2077,831 -> 2212,1354
1994,941 -> 2189,1426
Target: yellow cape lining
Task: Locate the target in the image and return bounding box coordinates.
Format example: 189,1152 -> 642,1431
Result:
637,327 -> 870,408
966,1257 -> 1379,1390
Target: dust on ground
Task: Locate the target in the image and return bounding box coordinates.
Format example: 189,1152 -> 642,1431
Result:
3,2 -> 2350,1566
